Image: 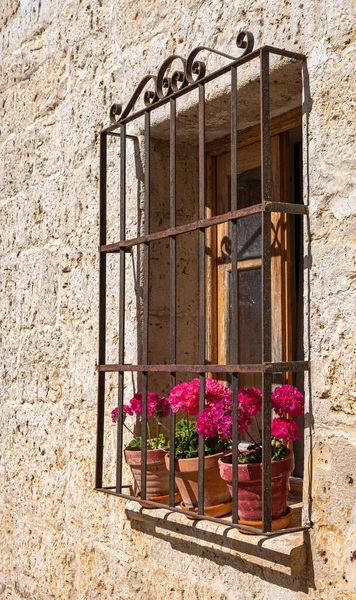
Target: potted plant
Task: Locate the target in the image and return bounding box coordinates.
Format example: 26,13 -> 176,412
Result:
213,384 -> 304,531
111,391 -> 179,504
165,378 -> 232,517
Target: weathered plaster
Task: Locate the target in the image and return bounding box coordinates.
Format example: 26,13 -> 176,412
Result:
0,0 -> 355,598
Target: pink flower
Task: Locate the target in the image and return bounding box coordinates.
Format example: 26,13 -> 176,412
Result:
196,404 -> 219,438
156,396 -> 170,419
111,404 -> 134,423
111,407 -> 118,424
271,417 -> 300,442
271,385 -> 304,418
128,392 -> 165,418
168,381 -> 199,416
196,390 -> 254,439
239,387 -> 262,416
112,392 -> 169,422
168,377 -> 232,416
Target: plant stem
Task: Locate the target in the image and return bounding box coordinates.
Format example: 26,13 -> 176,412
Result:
186,411 -> 190,436
123,423 -> 135,436
254,414 -> 262,440
246,430 -> 258,444
147,420 -> 152,448
152,414 -> 170,435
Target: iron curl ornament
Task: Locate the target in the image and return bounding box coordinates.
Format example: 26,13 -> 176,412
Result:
109,31 -> 254,124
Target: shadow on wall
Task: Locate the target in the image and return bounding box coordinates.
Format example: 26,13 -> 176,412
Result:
126,505 -> 315,594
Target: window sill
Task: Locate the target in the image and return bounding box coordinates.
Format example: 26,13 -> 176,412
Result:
125,498 -> 308,578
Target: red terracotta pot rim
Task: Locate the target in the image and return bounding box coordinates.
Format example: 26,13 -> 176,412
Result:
124,447 -> 167,465
165,451 -> 230,472
218,451 -> 294,480
219,450 -> 293,467
124,447 -> 167,452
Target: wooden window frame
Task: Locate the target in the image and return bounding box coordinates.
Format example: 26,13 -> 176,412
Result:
206,109 -> 301,386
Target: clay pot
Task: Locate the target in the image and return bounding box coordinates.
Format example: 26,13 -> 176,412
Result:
218,451 -> 294,521
124,448 -> 169,497
165,452 -> 231,509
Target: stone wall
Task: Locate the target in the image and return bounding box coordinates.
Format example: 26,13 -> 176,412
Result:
0,0 -> 355,598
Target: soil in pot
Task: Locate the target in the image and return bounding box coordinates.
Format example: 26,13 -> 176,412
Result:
165,452 -> 231,510
124,448 -> 170,498
218,451 -> 294,522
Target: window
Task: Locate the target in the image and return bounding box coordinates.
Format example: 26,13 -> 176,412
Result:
95,32 -> 310,534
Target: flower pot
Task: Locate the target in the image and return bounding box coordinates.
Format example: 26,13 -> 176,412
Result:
218,451 -> 294,521
165,452 -> 231,510
124,448 -> 170,497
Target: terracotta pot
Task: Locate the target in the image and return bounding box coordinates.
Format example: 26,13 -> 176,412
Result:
218,451 -> 294,521
165,452 -> 231,509
124,448 -> 169,497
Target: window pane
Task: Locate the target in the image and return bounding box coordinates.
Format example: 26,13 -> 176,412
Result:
228,167 -> 262,260
226,268 -> 262,365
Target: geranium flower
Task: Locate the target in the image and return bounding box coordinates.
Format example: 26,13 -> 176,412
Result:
239,387 -> 262,416
271,417 -> 299,442
271,385 -> 304,417
112,392 -> 169,422
168,377 -> 232,416
196,390 -> 255,439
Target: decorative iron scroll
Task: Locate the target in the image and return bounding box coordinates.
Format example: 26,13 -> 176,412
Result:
110,30 -> 254,124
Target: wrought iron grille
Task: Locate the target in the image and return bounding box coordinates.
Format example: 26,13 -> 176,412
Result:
95,31 -> 310,535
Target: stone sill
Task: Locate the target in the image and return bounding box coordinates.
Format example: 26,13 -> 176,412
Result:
125,498 -> 308,578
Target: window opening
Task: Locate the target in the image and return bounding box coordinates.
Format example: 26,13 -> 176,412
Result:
95,31 -> 310,535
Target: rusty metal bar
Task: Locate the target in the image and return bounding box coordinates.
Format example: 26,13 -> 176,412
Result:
198,83 -> 206,515
96,132 -> 107,489
98,361 -> 310,373
100,205 -> 263,252
264,360 -> 310,373
101,202 -> 306,252
169,98 -> 177,507
95,488 -> 310,536
141,111 -> 151,501
98,36 -> 309,537
265,201 -> 308,215
116,124 -> 127,493
103,49 -> 261,132
264,45 -> 306,60
230,65 -> 239,524
260,48 -> 272,533
103,45 -> 305,133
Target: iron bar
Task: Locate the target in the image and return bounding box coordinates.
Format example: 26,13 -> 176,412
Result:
264,45 -> 306,60
169,98 -> 177,507
107,132 -> 138,140
230,65 -> 239,524
260,48 -> 272,533
98,361 -> 310,373
198,83 -> 206,515
96,132 -> 107,489
97,36 -> 310,538
116,124 -> 127,493
265,201 -> 308,215
141,111 -> 151,500
100,203 -> 306,253
95,488 -> 310,536
103,46 -> 305,132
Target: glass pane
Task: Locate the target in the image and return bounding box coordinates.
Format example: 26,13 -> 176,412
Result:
228,167 -> 262,260
226,268 -> 262,365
